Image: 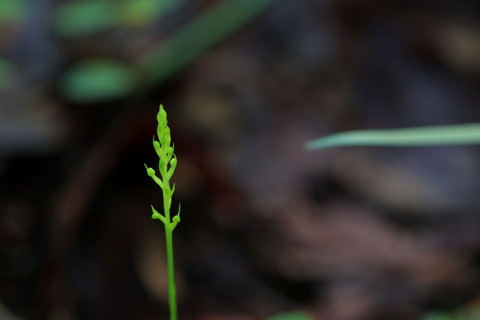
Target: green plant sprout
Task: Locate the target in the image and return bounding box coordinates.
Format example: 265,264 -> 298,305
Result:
305,123 -> 480,150
145,104 -> 181,320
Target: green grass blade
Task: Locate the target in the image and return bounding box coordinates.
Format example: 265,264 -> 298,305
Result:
305,123 -> 480,150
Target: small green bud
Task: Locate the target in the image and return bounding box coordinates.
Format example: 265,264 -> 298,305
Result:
159,157 -> 166,169
153,140 -> 161,153
171,203 -> 181,230
147,168 -> 155,176
151,205 -> 165,222
170,157 -> 177,168
144,164 -> 155,177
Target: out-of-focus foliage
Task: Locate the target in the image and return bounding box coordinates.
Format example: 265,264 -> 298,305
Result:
55,0 -> 275,102
61,60 -> 136,103
53,0 -> 117,36
266,312 -> 312,320
421,307 -> 480,320
423,315 -> 451,320
139,0 -> 276,84
52,0 -> 184,36
306,123 -> 480,150
118,0 -> 184,27
0,0 -> 26,23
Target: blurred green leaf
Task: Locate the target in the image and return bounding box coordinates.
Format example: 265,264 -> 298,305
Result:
0,58 -> 15,90
117,0 -> 184,27
139,0 -> 276,84
305,123 -> 480,150
53,0 -> 116,36
462,308 -> 480,320
265,311 -> 312,320
420,307 -> 480,320
62,60 -> 136,103
54,0 -> 184,35
421,313 -> 453,320
0,0 -> 26,23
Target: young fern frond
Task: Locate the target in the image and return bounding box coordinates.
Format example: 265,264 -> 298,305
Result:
144,104 -> 180,320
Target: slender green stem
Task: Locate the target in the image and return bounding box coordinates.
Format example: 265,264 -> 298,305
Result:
162,181 -> 177,320
145,105 -> 181,320
165,226 -> 177,320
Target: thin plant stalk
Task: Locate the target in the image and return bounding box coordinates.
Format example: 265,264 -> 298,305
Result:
145,104 -> 181,320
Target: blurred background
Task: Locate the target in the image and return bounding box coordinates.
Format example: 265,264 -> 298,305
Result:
1,0 -> 480,319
